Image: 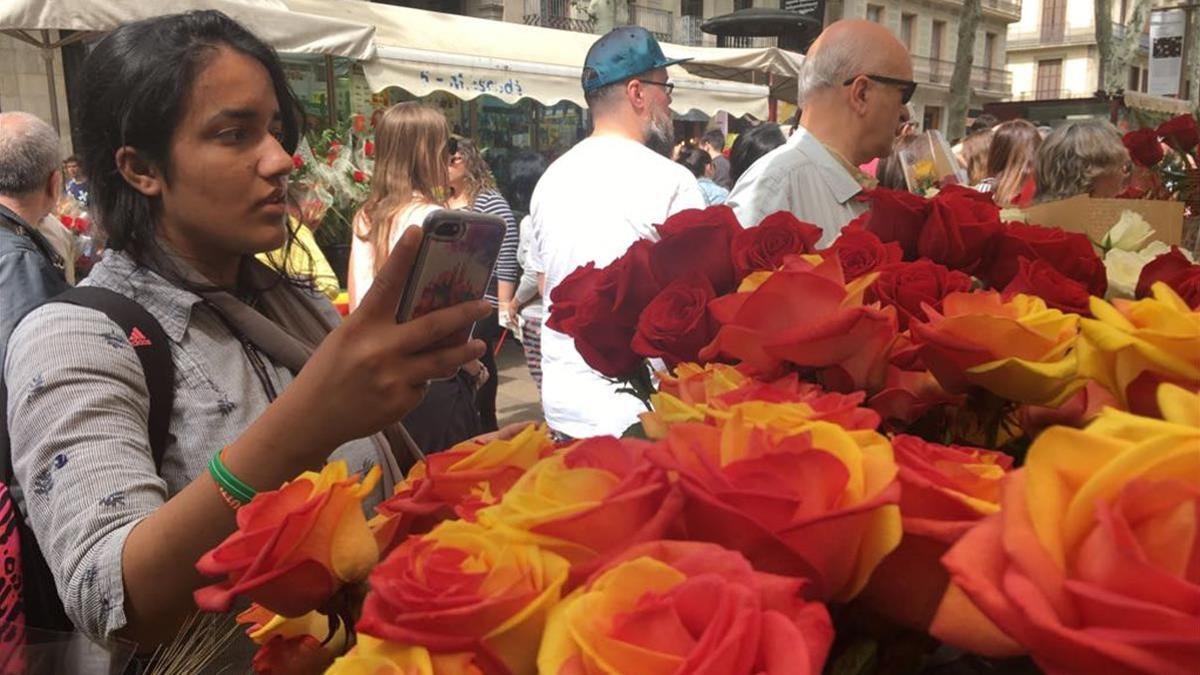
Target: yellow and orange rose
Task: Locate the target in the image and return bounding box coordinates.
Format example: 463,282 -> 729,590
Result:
371,424 -> 555,554
1077,282 -> 1200,417
474,436 -> 683,585
858,435 -> 1013,633
909,290 -> 1082,406
539,541 -> 833,675
195,461 -> 380,617
647,413 -> 901,601
356,520 -> 569,674
325,636 -> 483,675
237,605 -> 348,674
938,384 -> 1200,673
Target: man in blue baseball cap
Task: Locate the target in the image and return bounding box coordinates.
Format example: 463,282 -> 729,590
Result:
526,27 -> 705,440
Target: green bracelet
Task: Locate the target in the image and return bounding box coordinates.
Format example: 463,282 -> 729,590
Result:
208,450 -> 257,506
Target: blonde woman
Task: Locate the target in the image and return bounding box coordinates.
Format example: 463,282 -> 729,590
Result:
960,128 -> 993,187
348,102 -> 449,310
1034,119 -> 1130,202
976,119 -> 1041,206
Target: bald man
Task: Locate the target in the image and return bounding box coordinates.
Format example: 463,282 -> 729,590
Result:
727,20 -> 915,246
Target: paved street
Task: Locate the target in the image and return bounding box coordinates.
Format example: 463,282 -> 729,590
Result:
494,334 -> 542,428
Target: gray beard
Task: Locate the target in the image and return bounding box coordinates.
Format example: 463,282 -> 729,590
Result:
645,114 -> 674,157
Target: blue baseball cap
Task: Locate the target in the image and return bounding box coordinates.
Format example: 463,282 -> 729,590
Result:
582,26 -> 691,93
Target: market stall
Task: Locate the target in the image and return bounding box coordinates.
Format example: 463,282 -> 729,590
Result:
0,0 -> 377,130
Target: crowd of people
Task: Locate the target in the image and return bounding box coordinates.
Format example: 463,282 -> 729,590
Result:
0,8 -> 1148,668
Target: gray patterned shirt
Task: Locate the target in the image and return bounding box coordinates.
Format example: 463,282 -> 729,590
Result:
4,250 -> 383,642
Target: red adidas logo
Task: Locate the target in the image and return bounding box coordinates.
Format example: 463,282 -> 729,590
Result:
128,327 -> 152,348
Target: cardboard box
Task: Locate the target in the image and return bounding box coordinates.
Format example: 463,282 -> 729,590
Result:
1019,195 -> 1184,246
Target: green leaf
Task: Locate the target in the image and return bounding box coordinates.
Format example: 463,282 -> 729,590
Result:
828,638 -> 879,675
621,422 -> 648,439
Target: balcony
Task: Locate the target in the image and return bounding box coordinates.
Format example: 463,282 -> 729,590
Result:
930,0 -> 1022,21
912,56 -> 1013,95
628,4 -> 673,43
1008,22 -> 1145,51
1009,89 -> 1098,101
523,0 -> 595,34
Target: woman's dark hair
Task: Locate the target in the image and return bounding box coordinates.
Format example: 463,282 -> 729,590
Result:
676,147 -> 711,179
503,151 -> 548,218
78,10 -> 306,285
729,123 -> 786,185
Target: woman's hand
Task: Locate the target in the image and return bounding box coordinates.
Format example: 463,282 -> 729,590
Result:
261,226 -> 489,461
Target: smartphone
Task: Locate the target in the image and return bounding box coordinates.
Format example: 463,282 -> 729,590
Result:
395,209 -> 506,348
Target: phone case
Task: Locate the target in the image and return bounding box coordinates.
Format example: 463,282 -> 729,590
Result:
395,210 -> 507,339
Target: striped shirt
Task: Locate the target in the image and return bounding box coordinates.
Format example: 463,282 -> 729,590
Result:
471,190 -> 519,307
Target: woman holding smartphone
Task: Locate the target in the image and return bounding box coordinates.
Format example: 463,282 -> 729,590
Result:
4,10 -> 488,657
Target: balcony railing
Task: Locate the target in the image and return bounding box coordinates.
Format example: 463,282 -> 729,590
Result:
717,35 -> 778,48
1008,22 -> 1145,50
930,0 -> 1022,19
1009,89 -> 1098,101
523,0 -> 595,33
912,56 -> 1013,94
628,4 -> 673,43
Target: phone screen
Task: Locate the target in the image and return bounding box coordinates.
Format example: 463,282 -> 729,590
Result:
395,210 -> 506,329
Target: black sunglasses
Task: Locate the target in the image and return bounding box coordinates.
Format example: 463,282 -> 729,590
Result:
635,79 -> 675,95
843,74 -> 917,104
447,137 -> 459,156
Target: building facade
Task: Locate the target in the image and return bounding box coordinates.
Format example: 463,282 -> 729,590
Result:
0,32 -> 72,154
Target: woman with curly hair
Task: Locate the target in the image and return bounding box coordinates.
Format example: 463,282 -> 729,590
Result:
447,136 -> 519,432
1034,119 -> 1130,202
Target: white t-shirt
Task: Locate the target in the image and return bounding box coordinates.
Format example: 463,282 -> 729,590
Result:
349,201 -> 441,308
529,135 -> 706,438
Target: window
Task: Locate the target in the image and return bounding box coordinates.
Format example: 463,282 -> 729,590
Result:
735,0 -> 753,10
866,4 -> 884,23
682,0 -> 703,17
1041,0 -> 1067,42
923,106 -> 943,132
1036,59 -> 1063,99
931,20 -> 946,61
1141,67 -> 1149,93
984,32 -> 997,69
1128,65 -> 1141,91
900,13 -> 916,49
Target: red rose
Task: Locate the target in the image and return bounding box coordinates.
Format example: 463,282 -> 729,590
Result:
351,114 -> 367,134
292,154 -> 304,169
859,187 -> 931,260
352,170 -> 365,183
1156,113 -> 1199,154
363,140 -> 375,158
547,240 -> 662,377
731,211 -> 823,279
869,260 -> 974,329
631,273 -> 718,367
917,186 -> 1003,274
1136,246 -> 1200,308
983,221 -> 1107,296
652,205 -> 742,294
820,226 -> 903,281
1002,258 -> 1093,315
1122,128 -> 1164,167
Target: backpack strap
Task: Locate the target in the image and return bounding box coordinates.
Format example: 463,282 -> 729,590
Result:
52,287 -> 175,468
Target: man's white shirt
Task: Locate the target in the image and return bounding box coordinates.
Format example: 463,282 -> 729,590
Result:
529,135 -> 705,438
726,124 -> 869,248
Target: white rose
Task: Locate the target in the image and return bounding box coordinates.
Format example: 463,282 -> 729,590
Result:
1100,211 -> 1155,251
1103,242 -> 1190,299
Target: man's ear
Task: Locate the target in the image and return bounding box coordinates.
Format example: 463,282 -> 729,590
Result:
626,78 -> 646,114
45,169 -> 62,202
846,76 -> 871,116
115,146 -> 163,198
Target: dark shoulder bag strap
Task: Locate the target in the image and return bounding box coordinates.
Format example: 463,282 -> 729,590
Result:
53,287 -> 175,467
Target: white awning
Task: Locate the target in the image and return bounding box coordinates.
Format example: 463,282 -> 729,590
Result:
0,0 -> 376,60
285,0 -> 777,118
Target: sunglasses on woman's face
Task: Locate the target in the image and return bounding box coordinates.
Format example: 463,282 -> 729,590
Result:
447,137 -> 459,156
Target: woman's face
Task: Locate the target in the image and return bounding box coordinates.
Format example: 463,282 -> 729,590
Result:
447,149 -> 466,187
1090,161 -> 1129,199
156,48 -> 293,268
